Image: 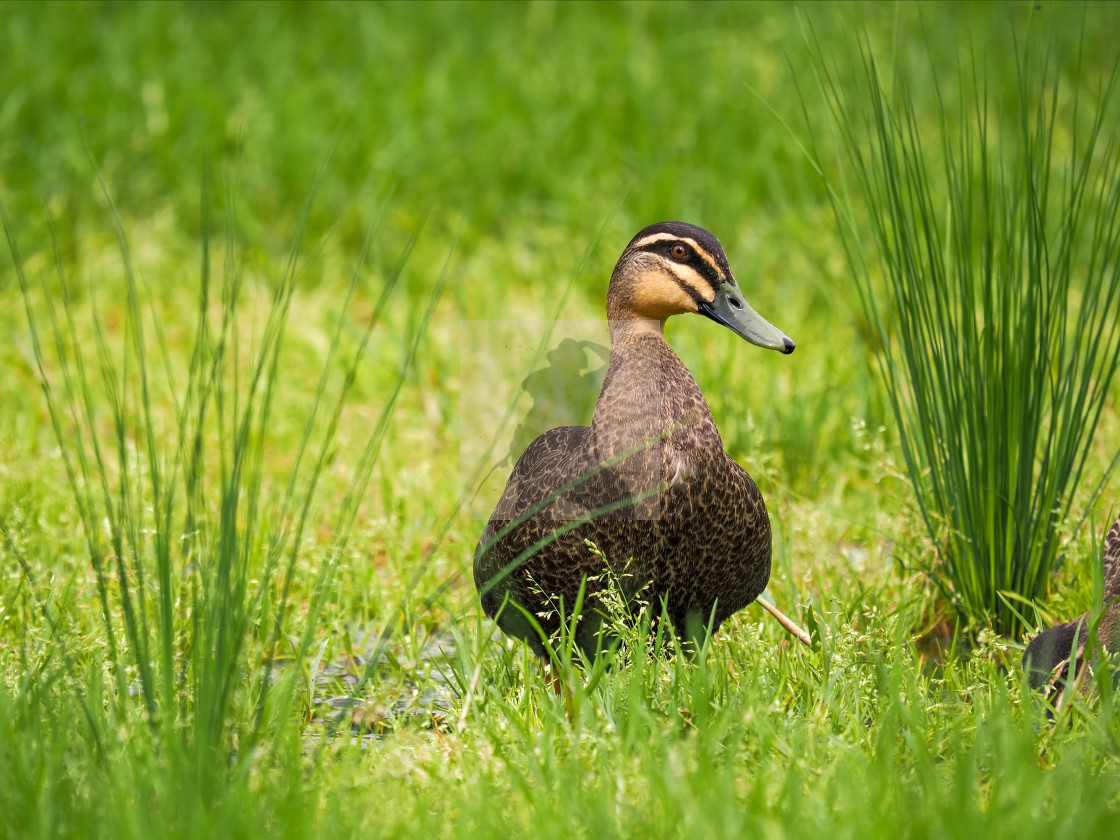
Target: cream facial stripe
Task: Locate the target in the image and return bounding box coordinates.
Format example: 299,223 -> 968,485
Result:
630,231 -> 695,249
666,262 -> 716,303
629,232 -> 727,283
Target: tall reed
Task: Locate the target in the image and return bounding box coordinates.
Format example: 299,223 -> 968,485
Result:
3,164 -> 442,802
804,23 -> 1120,634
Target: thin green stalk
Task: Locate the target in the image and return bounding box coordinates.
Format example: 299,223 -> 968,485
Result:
802,14 -> 1120,634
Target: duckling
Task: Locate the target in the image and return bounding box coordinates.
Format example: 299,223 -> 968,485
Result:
1022,512 -> 1120,699
473,221 -> 795,655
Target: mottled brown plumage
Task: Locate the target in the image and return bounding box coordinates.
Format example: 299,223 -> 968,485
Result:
473,222 -> 795,655
1022,512 -> 1120,695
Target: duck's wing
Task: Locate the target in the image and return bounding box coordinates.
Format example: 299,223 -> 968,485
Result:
486,426 -> 594,523
475,424 -> 644,653
473,426 -> 593,618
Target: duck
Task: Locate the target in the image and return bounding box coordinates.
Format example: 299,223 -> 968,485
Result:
473,221 -> 795,656
1022,512 -> 1120,700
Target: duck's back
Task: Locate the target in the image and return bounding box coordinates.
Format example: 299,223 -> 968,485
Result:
1100,513 -> 1120,650
1104,514 -> 1120,598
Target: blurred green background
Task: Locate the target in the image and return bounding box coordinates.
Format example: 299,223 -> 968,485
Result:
3,2 -> 1120,837
5,0 -> 1117,562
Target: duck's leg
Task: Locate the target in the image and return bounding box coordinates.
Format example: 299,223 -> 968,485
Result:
540,659 -> 578,722
541,659 -> 564,695
756,597 -> 813,647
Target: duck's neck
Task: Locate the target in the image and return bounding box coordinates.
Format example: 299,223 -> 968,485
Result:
591,316 -> 713,462
607,316 -> 664,342
587,320 -> 667,501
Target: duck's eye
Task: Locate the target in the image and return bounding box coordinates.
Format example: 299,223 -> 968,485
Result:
671,244 -> 688,259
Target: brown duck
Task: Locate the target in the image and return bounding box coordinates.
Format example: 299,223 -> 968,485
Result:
1023,512 -> 1120,699
473,221 -> 795,655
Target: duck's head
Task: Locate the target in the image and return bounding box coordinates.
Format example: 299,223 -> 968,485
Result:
607,221 -> 794,354
1022,619 -> 1086,691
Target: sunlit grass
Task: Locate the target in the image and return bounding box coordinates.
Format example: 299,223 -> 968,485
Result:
2,2 -> 1120,838
805,16 -> 1120,636
1,154 -> 452,816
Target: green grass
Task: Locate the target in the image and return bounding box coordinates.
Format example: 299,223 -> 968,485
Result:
804,10 -> 1120,634
2,2 -> 1120,838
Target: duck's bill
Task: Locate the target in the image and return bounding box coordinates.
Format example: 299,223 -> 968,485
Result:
697,282 -> 795,354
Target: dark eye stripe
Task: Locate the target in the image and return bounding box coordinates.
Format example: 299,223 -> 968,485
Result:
628,233 -> 728,291
647,241 -> 723,289
660,245 -> 723,291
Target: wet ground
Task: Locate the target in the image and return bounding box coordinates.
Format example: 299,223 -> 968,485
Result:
292,626 -> 463,744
